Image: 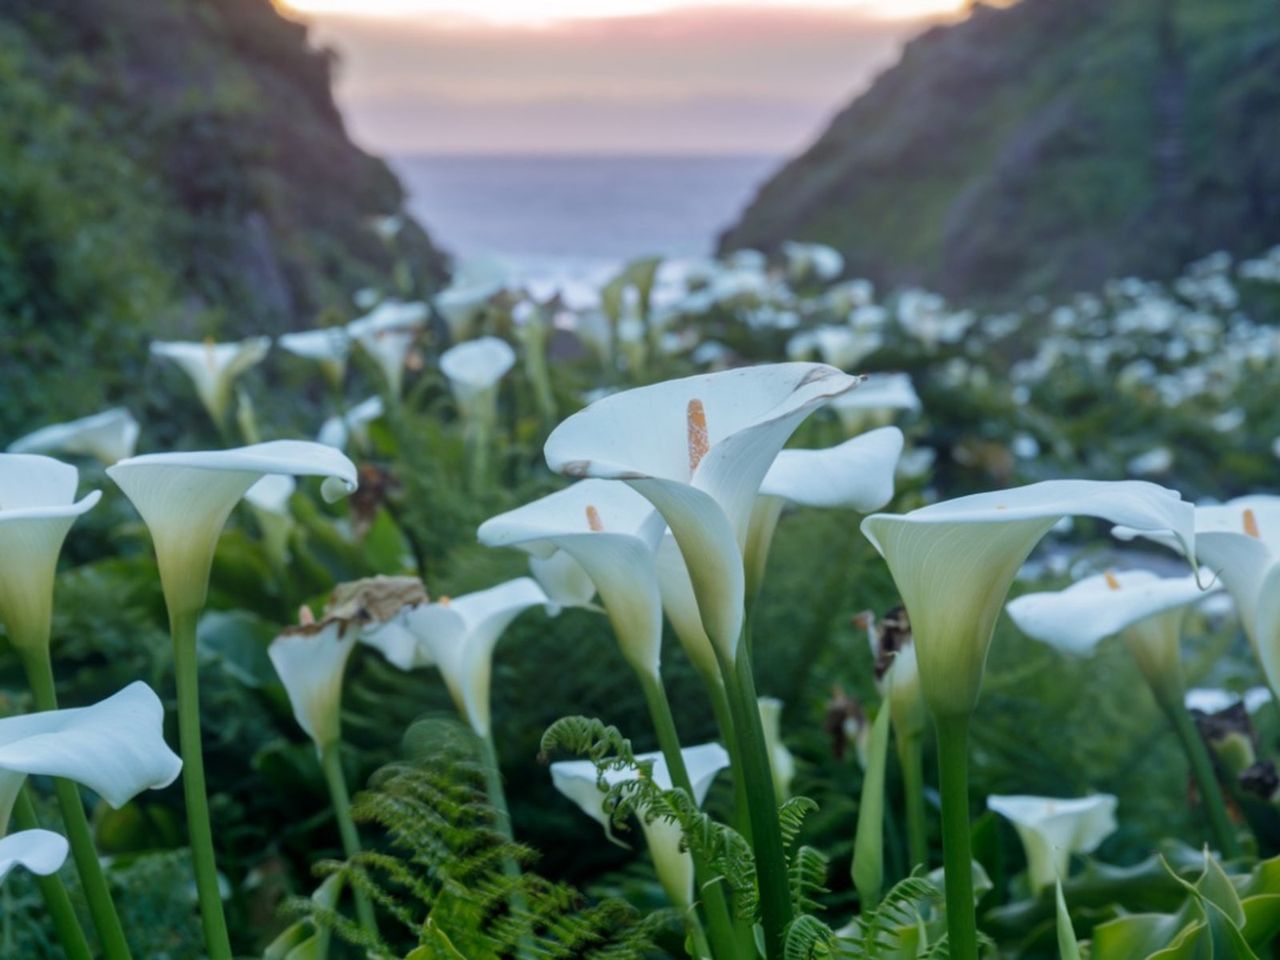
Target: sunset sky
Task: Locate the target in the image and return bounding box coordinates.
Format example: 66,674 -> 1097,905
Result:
276,0 -> 974,154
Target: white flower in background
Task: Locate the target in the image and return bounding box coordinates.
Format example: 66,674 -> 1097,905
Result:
369,214 -> 404,242
268,619 -> 358,751
0,455 -> 101,651
278,328 -> 352,389
435,268 -> 505,341
862,608 -> 927,740
895,445 -> 936,481
1006,570 -> 1213,703
108,441 -> 357,616
812,325 -> 883,370
347,300 -> 429,397
550,743 -> 729,908
757,698 -> 795,801
822,278 -> 875,314
546,363 -> 857,663
317,396 -> 385,452
862,481 -> 1195,718
244,474 -> 296,566
479,480 -> 663,679
0,831 -> 68,885
1185,687 -> 1272,715
0,682 -> 182,835
829,372 -> 921,435
440,337 -> 517,423
151,337 -> 271,427
8,408 -> 140,466
782,241 -> 844,283
1126,446 -> 1174,477
896,290 -> 973,351
404,578 -> 548,737
987,794 -> 1118,892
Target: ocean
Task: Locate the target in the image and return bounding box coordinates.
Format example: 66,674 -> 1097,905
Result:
392,153 -> 782,289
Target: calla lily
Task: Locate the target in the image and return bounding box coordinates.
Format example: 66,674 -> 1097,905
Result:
829,373 -> 921,436
0,455 -> 101,652
436,272 -> 504,341
439,336 -> 517,422
746,425 -> 903,601
782,241 -> 843,283
404,578 -> 547,737
278,328 -> 352,389
268,619 -> 358,751
1006,570 -> 1214,704
861,480 -> 1195,719
347,300 -> 428,397
8,408 -> 140,466
318,396 -> 385,452
1118,495 -> 1280,696
244,474 -> 296,566
0,682 -> 182,832
546,362 -> 857,662
528,551 -> 598,614
151,337 -> 271,427
0,830 -> 68,884
327,575 -> 431,672
108,441 -> 357,616
550,742 -> 729,908
758,698 -> 795,801
987,794 -> 1118,892
478,480 -> 662,679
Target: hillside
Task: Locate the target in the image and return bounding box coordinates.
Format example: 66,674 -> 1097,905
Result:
0,0 -> 448,434
720,0 -> 1280,302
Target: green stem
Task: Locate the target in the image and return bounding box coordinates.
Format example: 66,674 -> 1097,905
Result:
705,676 -> 752,844
897,731 -> 928,871
21,648 -> 133,960
714,642 -> 793,960
686,912 -> 713,960
935,715 -> 978,960
479,733 -> 533,960
170,608 -> 233,960
319,743 -> 378,938
12,787 -> 93,960
1166,703 -> 1241,859
639,674 -> 741,960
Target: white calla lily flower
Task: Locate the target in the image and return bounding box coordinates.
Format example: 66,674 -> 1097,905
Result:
278,328 -> 352,388
268,619 -> 358,751
318,396 -> 385,451
861,480 -> 1195,718
830,373 -> 921,435
550,742 -> 729,907
1116,495 -> 1280,694
987,794 -> 1118,892
0,682 -> 182,832
1007,570 -> 1213,703
405,578 -> 548,737
435,272 -> 505,341
151,337 -> 271,427
478,480 -> 663,679
347,300 -> 428,397
440,337 -> 517,420
244,474 -> 297,566
0,830 -> 69,884
747,426 -> 903,600
8,408 -> 140,466
108,441 -> 357,615
0,455 -> 101,651
528,551 -> 598,614
546,363 -> 857,662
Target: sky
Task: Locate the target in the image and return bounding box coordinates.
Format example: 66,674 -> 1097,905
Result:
275,1 -> 974,155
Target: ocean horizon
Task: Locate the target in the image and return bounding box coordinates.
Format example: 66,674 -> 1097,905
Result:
392,152 -> 783,288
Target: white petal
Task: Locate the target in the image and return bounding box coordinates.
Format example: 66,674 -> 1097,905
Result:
528,553 -> 598,612
1007,570 -> 1214,657
759,426 -> 903,511
655,534 -> 720,682
151,338 -> 270,422
360,616 -> 434,671
0,682 -> 181,815
440,337 -> 517,393
0,454 -> 81,510
0,830 -> 69,884
987,794 -> 1117,891
8,408 -> 140,466
278,328 -> 352,363
269,621 -> 358,748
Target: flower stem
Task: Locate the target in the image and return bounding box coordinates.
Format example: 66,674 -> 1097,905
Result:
170,608 -> 233,960
12,787 -> 93,960
935,715 -> 978,960
714,642 -> 793,960
478,733 -> 534,960
319,743 -> 378,939
639,673 -> 742,960
897,731 -> 928,870
705,676 -> 752,843
1166,703 -> 1240,859
20,648 -> 133,960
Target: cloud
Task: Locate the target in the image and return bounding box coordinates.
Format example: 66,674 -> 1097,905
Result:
299,6 -> 937,153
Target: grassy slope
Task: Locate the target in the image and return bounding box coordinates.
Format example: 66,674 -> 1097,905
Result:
720,0 -> 1280,302
0,0 -> 448,435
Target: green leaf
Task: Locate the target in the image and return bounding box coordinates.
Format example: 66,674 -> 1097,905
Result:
853,702 -> 892,910
1055,882 -> 1081,960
